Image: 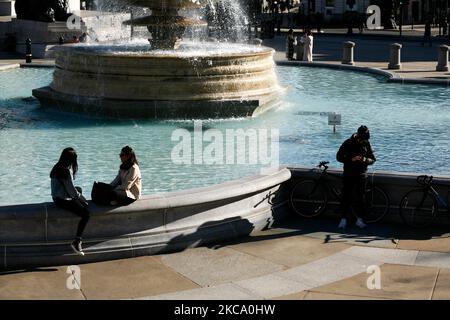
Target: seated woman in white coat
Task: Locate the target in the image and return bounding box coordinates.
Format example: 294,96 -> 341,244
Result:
110,146 -> 142,206
302,30 -> 314,62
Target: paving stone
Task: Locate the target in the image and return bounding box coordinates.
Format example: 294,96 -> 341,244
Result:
276,252 -> 380,288
137,283 -> 260,300
160,247 -> 284,286
304,291 -> 388,300
342,246 -> 419,266
311,264 -> 439,300
273,291 -> 308,300
233,274 -> 310,299
398,235 -> 450,253
74,256 -> 199,299
306,231 -> 398,248
432,269 -> 450,300
0,267 -> 84,300
229,235 -> 349,268
415,251 -> 450,269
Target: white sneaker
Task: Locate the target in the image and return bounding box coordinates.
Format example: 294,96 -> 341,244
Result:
356,218 -> 367,229
71,240 -> 85,256
338,218 -> 347,229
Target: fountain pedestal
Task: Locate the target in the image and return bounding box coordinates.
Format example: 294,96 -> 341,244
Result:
123,0 -> 206,50
33,44 -> 281,119
33,0 -> 282,119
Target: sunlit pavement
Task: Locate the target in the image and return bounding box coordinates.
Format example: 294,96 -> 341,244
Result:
264,33 -> 450,81
2,33 -> 449,81
1,216 -> 449,300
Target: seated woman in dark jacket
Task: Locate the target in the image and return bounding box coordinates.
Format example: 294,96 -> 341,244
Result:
50,147 -> 90,256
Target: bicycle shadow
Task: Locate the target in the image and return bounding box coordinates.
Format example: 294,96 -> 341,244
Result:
271,215 -> 450,247
186,212 -> 450,252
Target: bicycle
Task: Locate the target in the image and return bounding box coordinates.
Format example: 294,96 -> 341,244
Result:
399,175 -> 449,228
290,161 -> 390,223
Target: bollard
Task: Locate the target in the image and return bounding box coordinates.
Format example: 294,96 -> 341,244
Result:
25,38 -> 32,64
342,41 -> 355,66
436,45 -> 449,71
388,43 -> 402,70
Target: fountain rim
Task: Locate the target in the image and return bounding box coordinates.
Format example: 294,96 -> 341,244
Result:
56,45 -> 276,60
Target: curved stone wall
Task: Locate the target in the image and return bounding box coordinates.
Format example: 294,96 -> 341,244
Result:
52,48 -> 279,100
0,168 -> 291,270
33,46 -> 282,118
288,166 -> 450,226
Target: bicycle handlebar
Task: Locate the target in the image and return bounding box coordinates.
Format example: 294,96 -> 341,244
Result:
318,161 -> 330,169
417,175 -> 434,186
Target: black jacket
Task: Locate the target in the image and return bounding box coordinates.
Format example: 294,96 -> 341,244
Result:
336,134 -> 376,175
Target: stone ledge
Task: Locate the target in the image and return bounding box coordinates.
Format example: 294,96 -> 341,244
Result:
276,60 -> 450,86
277,60 -> 398,80
0,63 -> 20,71
0,168 -> 292,270
32,86 -> 281,119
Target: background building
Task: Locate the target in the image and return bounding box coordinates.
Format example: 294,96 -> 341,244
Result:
260,0 -> 449,26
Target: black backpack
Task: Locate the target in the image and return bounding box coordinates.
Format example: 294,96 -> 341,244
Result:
91,182 -> 114,205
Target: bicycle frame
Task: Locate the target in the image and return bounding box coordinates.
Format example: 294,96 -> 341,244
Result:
418,175 -> 449,211
430,186 -> 449,210
290,161 -> 389,223
312,164 -> 341,200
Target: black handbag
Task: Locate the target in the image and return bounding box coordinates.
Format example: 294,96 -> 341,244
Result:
91,181 -> 114,205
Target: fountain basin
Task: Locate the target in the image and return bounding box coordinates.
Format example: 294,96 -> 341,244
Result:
0,168 -> 291,270
33,43 -> 282,118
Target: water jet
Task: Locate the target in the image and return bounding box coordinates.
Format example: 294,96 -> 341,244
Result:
33,0 -> 282,119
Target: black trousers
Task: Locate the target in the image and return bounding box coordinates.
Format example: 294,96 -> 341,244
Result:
339,174 -> 367,219
53,197 -> 90,239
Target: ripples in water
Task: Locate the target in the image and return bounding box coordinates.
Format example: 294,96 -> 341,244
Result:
1,66 -> 450,205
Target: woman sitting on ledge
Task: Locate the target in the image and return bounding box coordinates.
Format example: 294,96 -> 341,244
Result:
110,146 -> 142,206
50,147 -> 90,256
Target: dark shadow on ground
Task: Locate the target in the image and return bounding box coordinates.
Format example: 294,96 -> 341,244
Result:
0,267 -> 59,276
204,212 -> 450,249
158,188 -> 289,252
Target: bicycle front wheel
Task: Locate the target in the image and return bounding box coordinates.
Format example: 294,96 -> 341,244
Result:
290,180 -> 327,218
399,189 -> 437,228
364,186 -> 390,224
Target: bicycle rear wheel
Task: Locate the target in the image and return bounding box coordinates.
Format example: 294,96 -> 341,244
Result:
399,189 -> 437,228
364,186 -> 390,223
290,180 -> 327,218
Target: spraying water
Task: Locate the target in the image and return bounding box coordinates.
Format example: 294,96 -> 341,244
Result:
87,0 -> 250,44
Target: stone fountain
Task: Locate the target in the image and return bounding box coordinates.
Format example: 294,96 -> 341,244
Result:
122,0 -> 207,50
33,0 -> 282,119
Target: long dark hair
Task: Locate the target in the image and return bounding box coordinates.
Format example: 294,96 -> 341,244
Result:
120,146 -> 139,170
50,147 -> 78,180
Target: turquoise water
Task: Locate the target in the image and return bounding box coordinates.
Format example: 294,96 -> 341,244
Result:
1,66 -> 450,205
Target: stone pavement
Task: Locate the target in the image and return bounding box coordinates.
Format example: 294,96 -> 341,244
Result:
265,34 -> 450,81
291,25 -> 447,39
0,52 -> 54,70
1,31 -> 449,81
1,217 -> 449,300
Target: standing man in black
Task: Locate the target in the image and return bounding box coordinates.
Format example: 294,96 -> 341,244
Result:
336,126 -> 376,229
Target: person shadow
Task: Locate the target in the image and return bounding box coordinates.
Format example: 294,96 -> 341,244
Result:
158,187 -> 291,253
275,213 -> 450,247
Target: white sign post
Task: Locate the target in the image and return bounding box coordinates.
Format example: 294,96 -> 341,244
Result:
328,112 -> 341,133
